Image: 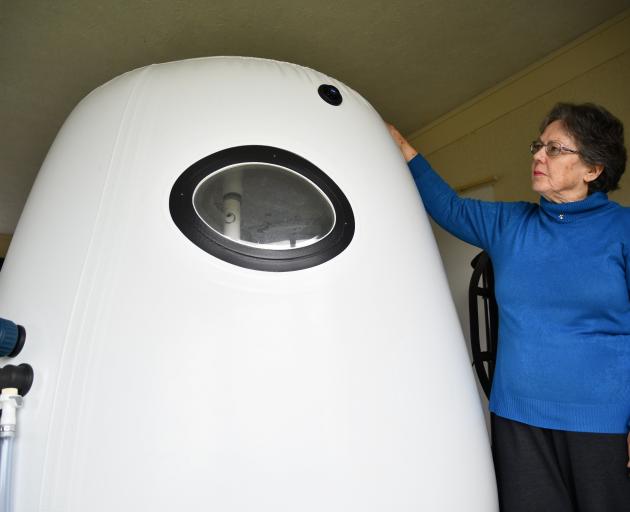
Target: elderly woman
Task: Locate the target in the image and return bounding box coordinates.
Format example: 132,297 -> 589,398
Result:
389,103 -> 630,511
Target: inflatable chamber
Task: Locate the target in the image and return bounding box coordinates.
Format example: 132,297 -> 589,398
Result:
0,57 -> 497,510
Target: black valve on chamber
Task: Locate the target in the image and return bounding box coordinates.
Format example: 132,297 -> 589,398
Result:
0,363 -> 33,396
318,84 -> 343,106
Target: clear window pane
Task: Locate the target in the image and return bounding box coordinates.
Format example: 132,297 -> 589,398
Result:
193,163 -> 336,250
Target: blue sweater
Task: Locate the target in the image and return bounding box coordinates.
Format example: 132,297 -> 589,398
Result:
408,154 -> 630,434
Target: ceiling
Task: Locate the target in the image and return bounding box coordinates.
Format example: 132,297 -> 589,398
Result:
1,0 -> 629,233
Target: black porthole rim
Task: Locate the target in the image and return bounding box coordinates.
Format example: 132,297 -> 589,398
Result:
169,145 -> 355,272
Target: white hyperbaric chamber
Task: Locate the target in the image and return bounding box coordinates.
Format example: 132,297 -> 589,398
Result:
0,57 -> 497,511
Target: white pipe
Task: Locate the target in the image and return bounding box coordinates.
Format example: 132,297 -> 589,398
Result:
0,388 -> 22,512
0,437 -> 14,512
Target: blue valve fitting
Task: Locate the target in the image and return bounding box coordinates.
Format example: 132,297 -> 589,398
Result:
0,318 -> 26,358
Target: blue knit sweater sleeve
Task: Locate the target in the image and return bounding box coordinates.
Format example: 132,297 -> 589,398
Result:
407,154 -> 528,250
623,215 -> 630,296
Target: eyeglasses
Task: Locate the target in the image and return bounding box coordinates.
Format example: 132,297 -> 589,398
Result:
530,140 -> 579,157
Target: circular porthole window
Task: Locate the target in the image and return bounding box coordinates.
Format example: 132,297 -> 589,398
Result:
170,146 -> 354,271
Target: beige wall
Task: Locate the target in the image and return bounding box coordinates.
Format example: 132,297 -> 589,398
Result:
407,9 -> 630,206
0,234 -> 10,258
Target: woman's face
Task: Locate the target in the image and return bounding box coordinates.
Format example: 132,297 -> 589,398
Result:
531,120 -> 601,203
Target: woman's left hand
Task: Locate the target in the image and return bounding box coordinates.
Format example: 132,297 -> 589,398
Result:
386,124 -> 418,162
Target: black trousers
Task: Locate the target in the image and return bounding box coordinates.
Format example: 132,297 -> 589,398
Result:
491,414 -> 630,512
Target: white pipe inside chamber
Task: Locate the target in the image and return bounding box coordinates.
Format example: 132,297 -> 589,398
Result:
223,169 -> 243,240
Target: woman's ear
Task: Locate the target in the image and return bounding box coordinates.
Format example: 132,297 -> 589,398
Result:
584,164 -> 604,183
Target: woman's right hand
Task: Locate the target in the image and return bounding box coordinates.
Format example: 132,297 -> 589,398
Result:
386,124 -> 418,162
